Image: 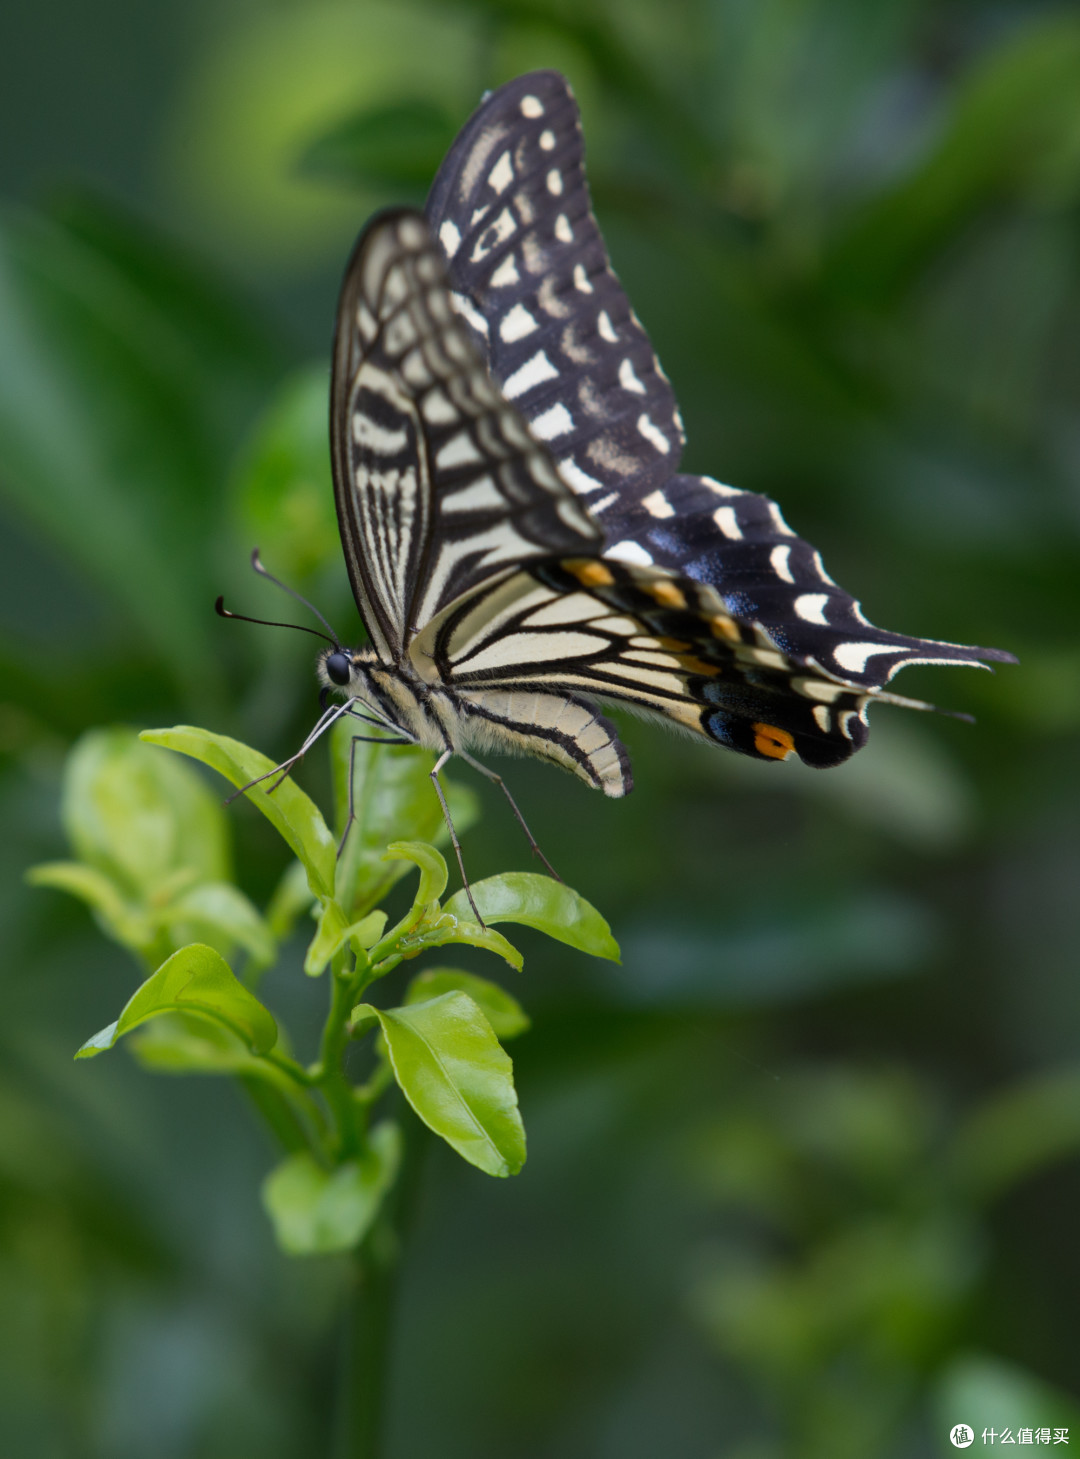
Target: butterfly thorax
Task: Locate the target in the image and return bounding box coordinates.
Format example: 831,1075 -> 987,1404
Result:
318,645 -> 459,752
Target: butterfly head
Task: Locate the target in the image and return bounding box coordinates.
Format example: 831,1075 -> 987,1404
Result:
318,644 -> 381,696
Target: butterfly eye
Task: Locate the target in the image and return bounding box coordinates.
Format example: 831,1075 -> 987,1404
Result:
325,652 -> 352,686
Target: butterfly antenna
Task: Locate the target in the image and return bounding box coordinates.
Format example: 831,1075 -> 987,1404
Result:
250,549 -> 341,645
215,596 -> 337,646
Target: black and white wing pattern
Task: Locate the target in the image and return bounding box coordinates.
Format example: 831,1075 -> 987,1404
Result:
331,207 -> 599,662
425,70 -> 1015,696
332,209 -> 997,779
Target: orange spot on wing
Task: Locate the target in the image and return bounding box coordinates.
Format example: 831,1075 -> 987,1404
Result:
648,580 -> 687,609
752,722 -> 795,760
710,614 -> 741,642
679,655 -> 721,677
566,558 -> 614,587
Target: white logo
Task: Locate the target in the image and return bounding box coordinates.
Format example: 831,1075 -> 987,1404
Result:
950,1425 -> 975,1449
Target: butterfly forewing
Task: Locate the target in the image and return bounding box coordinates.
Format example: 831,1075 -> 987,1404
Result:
426,72 -> 1015,697
331,208 -> 601,658
426,70 -> 685,521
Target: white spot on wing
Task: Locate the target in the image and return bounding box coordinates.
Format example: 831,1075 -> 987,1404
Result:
421,389 -> 458,426
488,151 -> 514,193
768,501 -> 796,537
812,704 -> 831,732
812,551 -> 836,584
637,414 -> 671,453
540,130 -> 556,150
504,350 -> 559,399
832,641 -> 891,675
700,477 -> 743,497
470,208 -> 517,262
450,292 -> 489,336
499,303 -> 539,342
770,545 -> 794,583
642,489 -> 674,519
794,593 -> 830,625
489,254 -> 520,288
713,506 -> 743,540
559,458 -> 607,494
435,432 -> 483,471
532,403 -> 574,440
606,540 -> 654,566
439,221 -> 461,258
597,310 -> 618,342
555,214 -> 573,243
546,169 -> 564,195
573,263 -> 593,294
352,416 -> 408,454
619,359 -> 647,395
520,95 -> 544,118
443,477 -> 504,512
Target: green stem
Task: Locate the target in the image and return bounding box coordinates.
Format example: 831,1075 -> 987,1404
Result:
316,950 -> 367,1158
332,1236 -> 397,1459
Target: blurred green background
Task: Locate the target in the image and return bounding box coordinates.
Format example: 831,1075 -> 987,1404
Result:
3,1 -> 1080,1455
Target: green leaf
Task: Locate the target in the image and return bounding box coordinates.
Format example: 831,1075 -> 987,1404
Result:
354,993 -> 525,1177
951,1066 -> 1080,1203
298,99 -> 458,190
261,1123 -> 401,1255
130,1013 -> 293,1085
405,969 -> 530,1041
330,728 -> 478,916
386,910 -> 524,972
443,873 -> 620,961
26,860 -> 151,953
304,901 -> 386,977
76,943 -> 278,1060
62,727 -> 230,899
0,198 -> 279,700
157,880 -> 276,965
384,840 -> 448,910
936,1353 -> 1080,1451
141,726 -> 336,900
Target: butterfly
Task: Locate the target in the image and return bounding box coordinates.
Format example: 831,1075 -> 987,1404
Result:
315,71 -> 1011,881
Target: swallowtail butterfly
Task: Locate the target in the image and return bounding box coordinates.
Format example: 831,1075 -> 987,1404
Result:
319,71 -> 1011,818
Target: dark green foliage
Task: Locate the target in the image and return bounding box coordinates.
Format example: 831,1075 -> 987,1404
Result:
4,1 -> 1080,1455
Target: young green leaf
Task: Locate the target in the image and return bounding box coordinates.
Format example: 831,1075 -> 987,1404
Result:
405,969 -> 530,1041
76,943 -> 278,1060
157,880 -> 276,965
26,861 -> 152,955
384,840 -> 448,910
331,729 -> 478,915
141,726 -> 336,900
443,873 -> 620,961
261,1122 -> 401,1256
352,993 -> 525,1177
62,727 -> 230,899
304,901 -> 386,977
386,910 -> 524,971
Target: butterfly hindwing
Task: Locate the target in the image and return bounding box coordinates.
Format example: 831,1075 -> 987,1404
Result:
331,207 -> 600,659
409,554 -> 872,769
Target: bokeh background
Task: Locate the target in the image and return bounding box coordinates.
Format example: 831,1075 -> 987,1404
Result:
3,1 -> 1080,1455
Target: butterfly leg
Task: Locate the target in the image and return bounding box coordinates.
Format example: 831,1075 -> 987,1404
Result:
456,751 -> 562,882
337,726 -> 412,859
429,750 -> 486,927
225,701 -> 350,804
